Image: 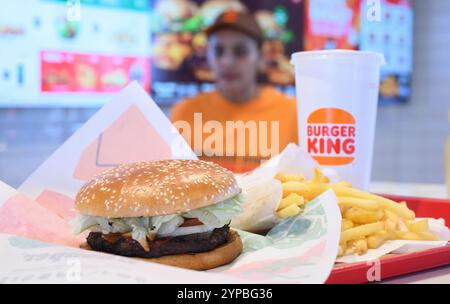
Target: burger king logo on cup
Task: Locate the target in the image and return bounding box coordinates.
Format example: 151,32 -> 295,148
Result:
306,108 -> 356,166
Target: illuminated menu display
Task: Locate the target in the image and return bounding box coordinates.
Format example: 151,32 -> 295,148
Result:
360,0 -> 413,103
0,0 -> 151,107
304,0 -> 413,103
150,0 -> 303,101
304,0 -> 360,51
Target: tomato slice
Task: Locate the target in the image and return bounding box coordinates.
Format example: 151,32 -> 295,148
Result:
180,218 -> 203,227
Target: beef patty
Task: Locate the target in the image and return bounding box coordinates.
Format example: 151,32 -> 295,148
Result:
86,225 -> 230,258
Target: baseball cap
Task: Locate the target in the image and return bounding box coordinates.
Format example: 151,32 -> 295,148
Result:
205,10 -> 264,46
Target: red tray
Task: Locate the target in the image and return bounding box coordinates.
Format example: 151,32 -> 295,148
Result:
325,194 -> 450,284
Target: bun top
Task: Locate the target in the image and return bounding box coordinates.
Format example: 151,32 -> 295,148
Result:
75,160 -> 240,218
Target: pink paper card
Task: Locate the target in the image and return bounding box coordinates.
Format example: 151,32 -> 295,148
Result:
74,105 -> 172,180
0,192 -> 83,247
35,190 -> 76,221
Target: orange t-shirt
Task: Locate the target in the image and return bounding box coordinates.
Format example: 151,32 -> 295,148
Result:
170,86 -> 298,172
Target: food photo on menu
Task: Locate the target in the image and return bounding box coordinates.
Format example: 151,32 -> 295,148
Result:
0,0 -> 449,287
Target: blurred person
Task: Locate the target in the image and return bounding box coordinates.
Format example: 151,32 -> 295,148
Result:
171,10 -> 298,172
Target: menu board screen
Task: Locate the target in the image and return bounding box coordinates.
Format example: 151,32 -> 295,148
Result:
304,0 -> 413,103
0,0 -> 151,107
150,0 -> 304,101
360,0 -> 413,103
304,0 -> 360,51
1,0 -> 413,106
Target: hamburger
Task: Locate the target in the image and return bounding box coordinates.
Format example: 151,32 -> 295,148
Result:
71,160 -> 244,270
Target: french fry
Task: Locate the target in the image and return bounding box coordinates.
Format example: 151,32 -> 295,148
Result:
338,244 -> 346,257
275,173 -> 305,183
340,222 -> 384,244
341,219 -> 354,231
339,204 -> 351,215
406,219 -> 429,233
418,231 -> 440,241
277,193 -> 305,210
384,209 -> 399,225
333,181 -> 353,188
344,207 -> 384,225
394,230 -> 438,241
394,231 -> 424,241
344,246 -> 356,256
384,219 -> 397,232
281,182 -> 329,199
309,168 -> 330,184
354,238 -> 368,255
338,197 -> 380,211
372,195 -> 417,220
332,187 -> 415,220
347,238 -> 369,255
367,230 -> 393,249
277,203 -> 301,218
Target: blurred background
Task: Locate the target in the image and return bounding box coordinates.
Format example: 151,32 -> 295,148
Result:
0,0 -> 449,194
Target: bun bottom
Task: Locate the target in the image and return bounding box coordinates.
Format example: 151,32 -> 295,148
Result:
140,230 -> 243,270
81,230 -> 243,271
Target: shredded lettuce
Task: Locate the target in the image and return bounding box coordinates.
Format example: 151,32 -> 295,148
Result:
71,214 -> 99,234
109,219 -> 131,233
71,194 -> 245,244
184,197 -> 243,228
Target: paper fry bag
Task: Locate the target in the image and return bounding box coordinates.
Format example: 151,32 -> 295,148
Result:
231,144 -> 319,232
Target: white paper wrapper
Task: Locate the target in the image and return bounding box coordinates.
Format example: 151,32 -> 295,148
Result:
0,83 -> 341,284
232,144 -> 318,232
0,233 -> 244,284
0,189 -> 341,284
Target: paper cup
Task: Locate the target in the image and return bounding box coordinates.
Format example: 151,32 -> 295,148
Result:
291,50 -> 384,190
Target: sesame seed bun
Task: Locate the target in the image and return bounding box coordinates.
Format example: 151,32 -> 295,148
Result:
75,160 -> 241,218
